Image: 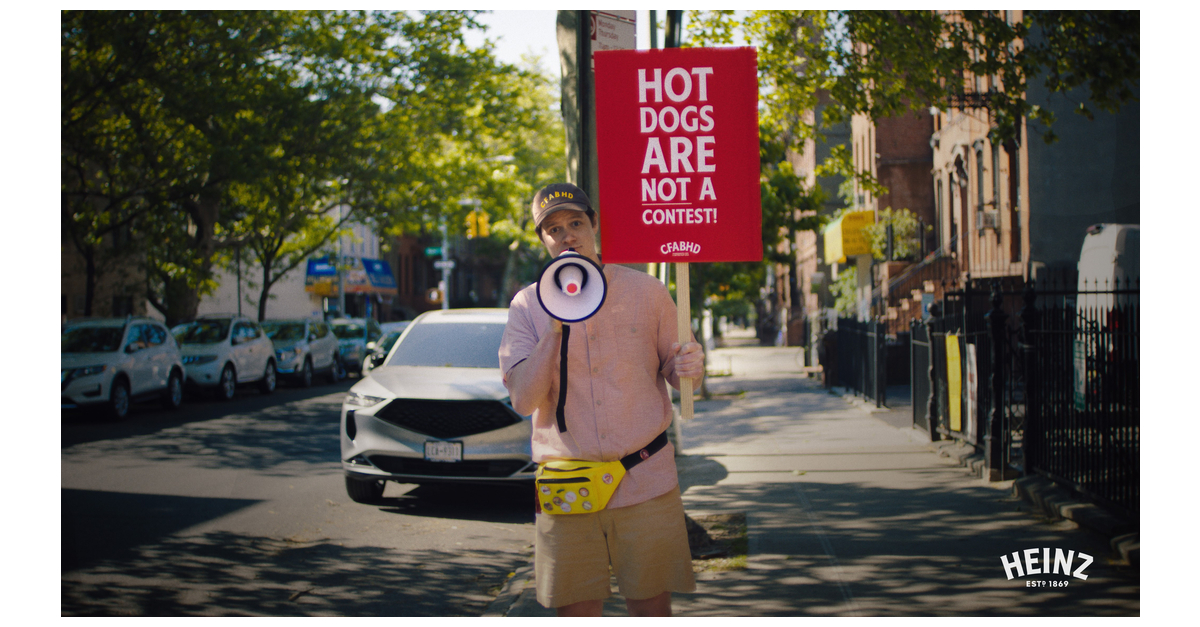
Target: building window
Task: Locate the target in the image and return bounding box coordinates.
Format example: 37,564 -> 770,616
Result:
975,147 -> 985,211
992,142 -> 1001,209
936,178 -> 944,252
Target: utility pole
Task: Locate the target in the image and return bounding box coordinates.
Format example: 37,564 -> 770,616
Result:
440,219 -> 451,310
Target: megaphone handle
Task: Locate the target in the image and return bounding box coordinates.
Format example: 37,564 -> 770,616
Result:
676,262 -> 694,421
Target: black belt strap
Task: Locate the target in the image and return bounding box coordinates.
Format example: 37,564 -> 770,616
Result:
555,325 -> 570,433
620,430 -> 670,471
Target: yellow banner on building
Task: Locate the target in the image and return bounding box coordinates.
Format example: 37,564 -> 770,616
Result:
946,334 -> 962,432
823,210 -> 874,264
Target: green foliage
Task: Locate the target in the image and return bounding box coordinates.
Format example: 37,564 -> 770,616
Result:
62,10 -> 547,322
827,267 -> 858,316
863,207 -> 930,261
827,10 -> 1140,145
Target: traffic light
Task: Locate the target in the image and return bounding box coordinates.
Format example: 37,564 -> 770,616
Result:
465,210 -> 490,239
477,211 -> 489,238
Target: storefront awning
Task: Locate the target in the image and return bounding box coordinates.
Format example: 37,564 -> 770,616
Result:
305,257 -> 398,297
823,210 -> 874,264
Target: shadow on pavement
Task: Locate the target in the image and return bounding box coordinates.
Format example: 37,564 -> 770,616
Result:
62,378 -> 358,449
61,529 -> 527,616
678,479 -> 1139,617
62,489 -> 262,573
376,483 -> 535,525
62,386 -> 349,479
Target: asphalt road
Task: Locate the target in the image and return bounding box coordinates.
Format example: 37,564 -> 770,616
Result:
61,377 -> 536,617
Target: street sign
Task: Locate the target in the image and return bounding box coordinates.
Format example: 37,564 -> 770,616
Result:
433,260 -> 456,270
589,11 -> 636,68
425,246 -> 442,257
593,47 -> 762,263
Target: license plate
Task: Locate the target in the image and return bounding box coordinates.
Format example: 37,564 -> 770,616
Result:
424,441 -> 462,463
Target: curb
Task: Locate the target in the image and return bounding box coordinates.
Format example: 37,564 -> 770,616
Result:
1012,475 -> 1139,567
934,440 -> 1139,568
483,561 -> 535,617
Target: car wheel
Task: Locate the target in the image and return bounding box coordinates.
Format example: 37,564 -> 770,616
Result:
161,370 -> 184,410
216,364 -> 237,401
259,360 -> 277,394
299,358 -> 313,388
345,476 -> 386,503
328,355 -> 345,384
107,378 -> 131,420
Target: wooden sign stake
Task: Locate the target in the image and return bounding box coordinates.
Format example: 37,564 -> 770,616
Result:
675,262 -> 694,421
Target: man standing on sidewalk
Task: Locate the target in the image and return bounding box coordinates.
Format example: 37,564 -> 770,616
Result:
499,183 -> 704,616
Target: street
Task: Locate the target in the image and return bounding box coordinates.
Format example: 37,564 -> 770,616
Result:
61,343 -> 1140,617
61,379 -> 535,616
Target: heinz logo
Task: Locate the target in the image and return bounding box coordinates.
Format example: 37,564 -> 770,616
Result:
661,241 -> 701,256
1001,548 -> 1093,581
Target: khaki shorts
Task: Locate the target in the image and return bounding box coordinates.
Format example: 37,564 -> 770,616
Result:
534,485 -> 697,608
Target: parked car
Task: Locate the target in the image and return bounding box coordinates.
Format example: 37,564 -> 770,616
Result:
261,318 -> 345,387
171,315 -> 277,400
339,308 -> 534,503
362,323 -> 409,375
62,317 -> 185,419
330,317 -> 383,376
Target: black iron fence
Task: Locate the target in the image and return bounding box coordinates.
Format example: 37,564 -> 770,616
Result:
834,317 -> 886,407
908,275 -> 1139,518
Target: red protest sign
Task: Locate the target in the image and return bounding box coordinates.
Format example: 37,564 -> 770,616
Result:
593,47 -> 762,264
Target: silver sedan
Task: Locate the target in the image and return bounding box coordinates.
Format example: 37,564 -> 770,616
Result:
339,308 -> 534,503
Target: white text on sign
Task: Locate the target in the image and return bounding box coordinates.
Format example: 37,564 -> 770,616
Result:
638,66 -> 720,226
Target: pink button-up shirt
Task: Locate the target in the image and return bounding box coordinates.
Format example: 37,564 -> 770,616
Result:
499,264 -> 690,509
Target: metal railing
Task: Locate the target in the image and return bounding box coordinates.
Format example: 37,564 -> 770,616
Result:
835,317 -> 886,407
909,275 -> 1139,518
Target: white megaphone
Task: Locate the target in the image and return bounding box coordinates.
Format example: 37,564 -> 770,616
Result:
536,249 -> 607,323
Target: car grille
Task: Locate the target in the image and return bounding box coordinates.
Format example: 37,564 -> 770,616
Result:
367,456 -> 530,478
373,399 -> 523,439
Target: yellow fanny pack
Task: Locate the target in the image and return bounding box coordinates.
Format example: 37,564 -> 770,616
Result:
536,459 -> 625,514
536,430 -> 669,515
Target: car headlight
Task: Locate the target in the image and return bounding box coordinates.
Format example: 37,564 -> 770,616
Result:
276,347 -> 303,362
69,365 -> 108,379
344,391 -> 387,407
183,355 -> 218,365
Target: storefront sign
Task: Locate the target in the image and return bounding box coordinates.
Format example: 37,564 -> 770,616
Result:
823,210 -> 874,264
593,46 -> 762,263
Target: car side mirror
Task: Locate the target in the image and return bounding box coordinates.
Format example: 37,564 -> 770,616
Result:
366,341 -> 376,350
309,333 -> 318,341
125,344 -> 139,353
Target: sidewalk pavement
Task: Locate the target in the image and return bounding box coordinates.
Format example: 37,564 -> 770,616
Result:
488,342 -> 1139,617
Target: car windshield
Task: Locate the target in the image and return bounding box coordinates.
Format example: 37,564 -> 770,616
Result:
262,322 -> 305,341
175,320 -> 231,344
386,322 -> 505,368
62,326 -> 123,353
378,331 -> 403,353
332,322 -> 366,340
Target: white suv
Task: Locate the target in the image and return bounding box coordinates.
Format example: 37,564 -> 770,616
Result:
62,317 -> 186,419
172,315 -> 277,400
261,318 -> 345,387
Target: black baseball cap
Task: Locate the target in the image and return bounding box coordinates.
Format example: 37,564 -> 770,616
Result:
531,183 -> 593,229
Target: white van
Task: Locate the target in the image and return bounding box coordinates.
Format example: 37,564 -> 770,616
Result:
1072,224 -> 1138,411
1076,223 -> 1139,313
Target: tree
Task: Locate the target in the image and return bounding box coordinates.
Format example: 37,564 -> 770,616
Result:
828,10 -> 1140,145
63,10 -> 533,323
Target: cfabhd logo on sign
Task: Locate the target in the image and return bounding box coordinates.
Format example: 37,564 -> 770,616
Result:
593,47 -> 762,264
